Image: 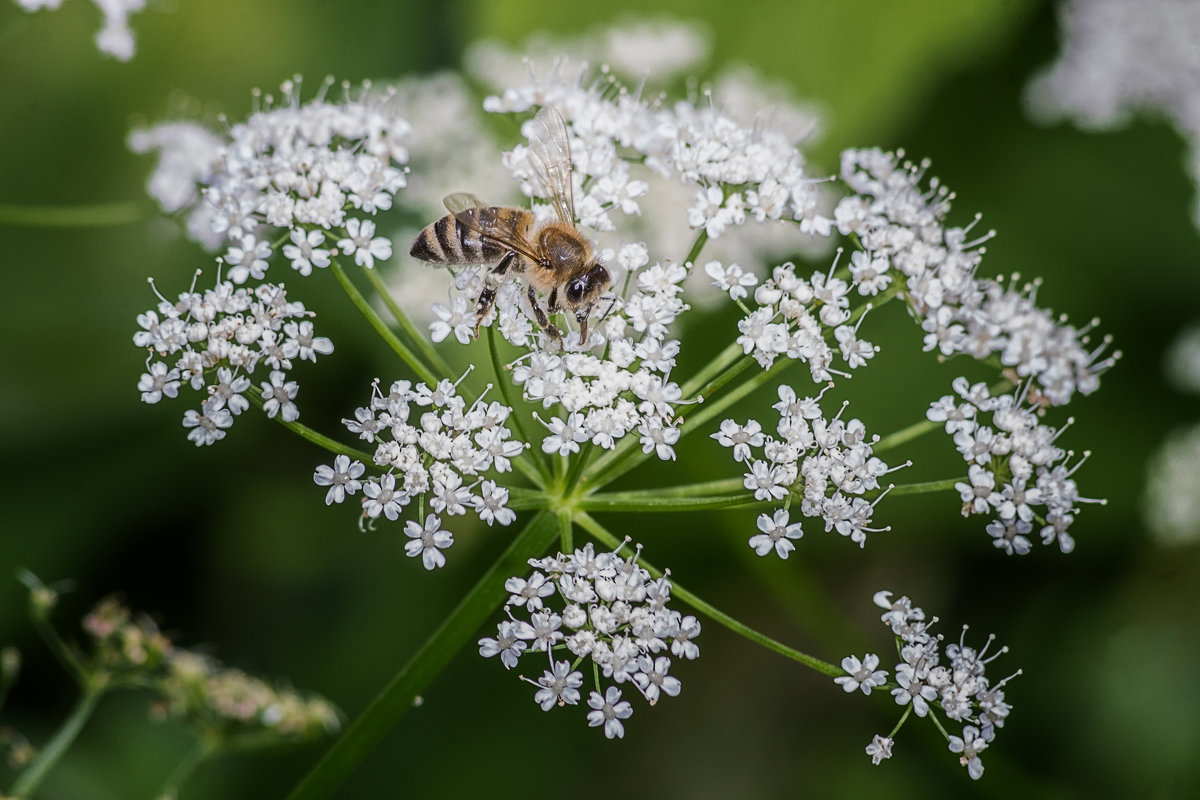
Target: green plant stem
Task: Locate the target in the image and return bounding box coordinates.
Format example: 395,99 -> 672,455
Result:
330,259 -> 438,386
0,201 -> 148,227
157,734 -> 219,800
505,486 -> 550,510
556,508 -> 574,553
580,489 -> 756,513
247,387 -> 373,461
287,511 -> 558,800
887,477 -> 961,497
488,327 -> 549,488
28,608 -> 87,688
682,229 -> 709,266
577,513 -> 841,677
9,686 -> 103,798
873,418 -> 939,453
679,341 -> 745,398
362,267 -> 456,379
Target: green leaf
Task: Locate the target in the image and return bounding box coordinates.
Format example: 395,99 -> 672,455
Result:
286,510 -> 557,800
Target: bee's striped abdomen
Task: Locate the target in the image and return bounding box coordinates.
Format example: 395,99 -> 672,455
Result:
410,213 -> 506,265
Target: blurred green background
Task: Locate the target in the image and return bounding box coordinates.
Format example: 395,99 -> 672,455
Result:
2,0 -> 1199,797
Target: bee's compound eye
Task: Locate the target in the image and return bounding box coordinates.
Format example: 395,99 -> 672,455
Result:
566,279 -> 586,303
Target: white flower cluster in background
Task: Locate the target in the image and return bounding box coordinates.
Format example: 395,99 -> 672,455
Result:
1165,323 -> 1200,394
313,375 -> 524,567
1144,324 -> 1200,547
714,384 -> 903,549
469,46 -> 830,288
133,274 -> 332,446
479,541 -> 699,739
838,148 -> 1116,408
1144,423 -> 1200,548
928,378 -> 1101,555
15,0 -> 146,61
465,18 -> 713,91
129,77 -> 407,269
845,591 -> 1017,780
1026,0 -> 1200,227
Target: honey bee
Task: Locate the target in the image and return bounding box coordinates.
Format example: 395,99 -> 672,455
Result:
409,106 -> 611,345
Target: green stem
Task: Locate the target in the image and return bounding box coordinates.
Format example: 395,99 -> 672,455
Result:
874,419 -> 939,453
9,686 -> 103,798
27,608 -> 87,689
579,489 -> 756,513
0,201 -> 148,228
682,229 -> 709,267
487,327 -> 549,488
505,486 -> 550,510
679,341 -> 744,398
576,513 -> 841,677
286,511 -> 558,800
362,267 -> 456,379
556,508 -> 574,553
157,734 -> 219,800
887,478 -> 961,497
247,387 -> 373,462
329,259 -> 438,386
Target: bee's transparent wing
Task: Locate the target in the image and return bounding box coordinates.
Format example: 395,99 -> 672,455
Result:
526,106 -> 577,227
443,192 -> 490,217
441,192 -> 543,264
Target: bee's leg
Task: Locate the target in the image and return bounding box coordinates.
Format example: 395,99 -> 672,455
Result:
547,287 -> 559,314
474,251 -> 517,337
527,284 -> 562,341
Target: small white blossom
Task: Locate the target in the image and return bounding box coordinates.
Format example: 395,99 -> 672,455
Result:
403,514 -> 454,570
834,654 -> 888,695
313,455 -> 365,505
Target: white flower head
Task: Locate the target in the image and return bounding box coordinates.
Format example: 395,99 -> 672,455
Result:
484,541 -> 693,736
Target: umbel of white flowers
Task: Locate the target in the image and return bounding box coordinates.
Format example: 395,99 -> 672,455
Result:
479,540 -> 699,739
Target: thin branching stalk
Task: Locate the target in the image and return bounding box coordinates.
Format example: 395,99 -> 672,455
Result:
287,511 -> 558,800
576,513 -> 841,677
9,687 -> 103,798
329,259 -> 439,386
362,266 -> 457,379
0,202 -> 148,227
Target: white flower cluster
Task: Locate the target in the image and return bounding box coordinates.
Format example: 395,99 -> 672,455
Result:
929,377 -> 1100,555
466,18 -> 713,93
1026,0 -> 1200,228
460,58 -> 830,314
847,591 -> 1017,780
16,0 -> 145,61
714,384 -> 901,549
1144,422 -> 1200,548
130,77 -> 407,271
313,376 -> 524,566
838,148 -> 1116,407
709,256 -> 880,376
1026,0 -> 1200,131
479,541 -> 699,739
490,84 -> 828,241
1144,324 -> 1200,547
133,274 -> 332,446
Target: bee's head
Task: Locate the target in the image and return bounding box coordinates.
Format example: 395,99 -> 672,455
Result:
567,262 -> 611,345
565,263 -> 611,309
